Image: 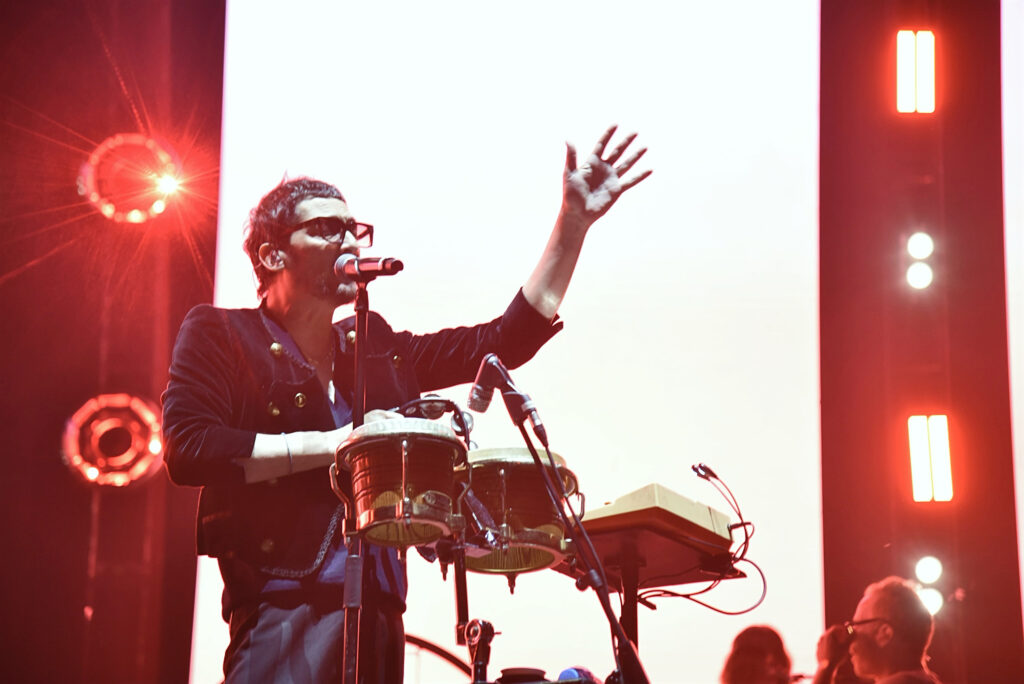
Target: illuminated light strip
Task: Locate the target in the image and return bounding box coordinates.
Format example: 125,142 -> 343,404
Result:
897,31 -> 918,113
896,30 -> 935,113
927,415 -> 953,501
915,31 -> 936,113
907,414 -> 953,502
908,415 -> 935,501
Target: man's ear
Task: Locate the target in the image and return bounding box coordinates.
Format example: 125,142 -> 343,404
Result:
875,622 -> 894,648
258,243 -> 286,272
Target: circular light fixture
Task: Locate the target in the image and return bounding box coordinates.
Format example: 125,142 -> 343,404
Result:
155,174 -> 180,195
906,262 -> 934,289
77,133 -> 181,224
915,555 -> 943,584
916,586 -> 944,616
907,232 -> 935,259
62,393 -> 164,487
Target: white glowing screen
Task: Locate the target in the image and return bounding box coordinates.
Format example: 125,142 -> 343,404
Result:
194,2 -> 823,683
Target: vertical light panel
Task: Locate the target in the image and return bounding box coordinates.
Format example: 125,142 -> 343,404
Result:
897,30 -> 936,113
928,414 -> 953,501
897,30 -> 919,113
908,415 -> 936,501
908,414 -> 953,502
916,31 -> 936,113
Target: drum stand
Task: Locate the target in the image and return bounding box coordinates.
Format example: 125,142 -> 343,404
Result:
465,619 -> 496,683
489,368 -> 650,684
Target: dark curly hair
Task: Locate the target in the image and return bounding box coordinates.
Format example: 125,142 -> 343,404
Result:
243,177 -> 345,296
721,625 -> 791,684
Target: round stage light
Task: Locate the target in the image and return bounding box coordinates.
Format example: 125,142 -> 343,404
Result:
906,262 -> 934,289
155,173 -> 180,194
916,586 -> 944,616
907,232 -> 934,259
62,393 -> 164,487
77,133 -> 181,224
915,555 -> 943,584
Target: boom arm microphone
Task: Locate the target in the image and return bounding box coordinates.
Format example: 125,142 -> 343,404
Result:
467,353 -> 507,412
467,353 -> 548,446
334,254 -> 404,282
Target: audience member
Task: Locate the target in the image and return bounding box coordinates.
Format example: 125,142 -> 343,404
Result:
721,625 -> 793,684
813,576 -> 943,684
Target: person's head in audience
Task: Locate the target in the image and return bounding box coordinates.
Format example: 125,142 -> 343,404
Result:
721,624 -> 792,684
844,576 -> 935,680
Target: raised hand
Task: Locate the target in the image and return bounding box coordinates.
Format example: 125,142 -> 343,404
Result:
562,124 -> 652,226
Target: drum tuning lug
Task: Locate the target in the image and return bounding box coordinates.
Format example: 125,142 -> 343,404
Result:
440,561 -> 449,581
506,574 -> 517,594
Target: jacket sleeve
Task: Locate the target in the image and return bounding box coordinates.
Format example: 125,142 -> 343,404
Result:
398,289 -> 563,392
161,305 -> 256,488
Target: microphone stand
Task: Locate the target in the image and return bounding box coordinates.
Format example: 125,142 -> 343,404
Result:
500,388 -> 650,684
342,281 -> 370,684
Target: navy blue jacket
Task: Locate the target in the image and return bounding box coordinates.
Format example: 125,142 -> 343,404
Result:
162,290 -> 560,582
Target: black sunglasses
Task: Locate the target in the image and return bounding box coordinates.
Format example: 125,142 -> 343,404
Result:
295,216 -> 374,247
843,618 -> 890,638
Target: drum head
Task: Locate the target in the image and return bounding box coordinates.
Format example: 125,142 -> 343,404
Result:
463,447 -> 577,494
339,417 -> 464,467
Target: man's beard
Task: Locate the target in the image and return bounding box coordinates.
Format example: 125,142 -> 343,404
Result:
316,272 -> 358,306
298,267 -> 357,307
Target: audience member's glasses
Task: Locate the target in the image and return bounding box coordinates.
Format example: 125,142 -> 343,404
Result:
843,618 -> 890,638
296,217 -> 374,247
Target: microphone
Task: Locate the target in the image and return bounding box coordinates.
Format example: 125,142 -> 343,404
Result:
467,353 -> 505,413
468,354 -> 548,446
333,254 -> 404,281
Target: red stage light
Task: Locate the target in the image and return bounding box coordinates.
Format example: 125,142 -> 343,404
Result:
907,414 -> 953,502
897,30 -> 935,114
915,555 -> 943,584
62,393 -> 164,487
906,262 -> 934,289
155,173 -> 180,195
77,133 -> 182,224
917,586 -> 944,615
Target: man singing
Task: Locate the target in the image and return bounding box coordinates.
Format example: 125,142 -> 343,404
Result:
162,126 -> 650,683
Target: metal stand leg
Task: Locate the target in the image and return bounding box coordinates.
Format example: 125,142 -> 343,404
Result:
342,535 -> 364,684
465,619 -> 495,684
620,551 -> 640,648
454,545 -> 470,645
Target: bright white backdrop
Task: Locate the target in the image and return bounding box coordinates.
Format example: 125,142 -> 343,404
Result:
196,2 -> 824,682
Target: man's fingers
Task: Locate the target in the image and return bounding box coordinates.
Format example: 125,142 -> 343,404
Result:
620,168 -> 653,193
605,132 -> 637,165
615,146 -> 647,176
564,142 -> 578,173
591,124 -> 617,158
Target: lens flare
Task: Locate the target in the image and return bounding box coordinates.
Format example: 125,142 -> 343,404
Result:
915,556 -> 943,584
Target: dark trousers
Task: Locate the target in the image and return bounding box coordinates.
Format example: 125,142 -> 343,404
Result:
224,593 -> 405,684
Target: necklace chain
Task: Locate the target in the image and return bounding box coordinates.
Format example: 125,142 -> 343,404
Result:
309,340 -> 335,368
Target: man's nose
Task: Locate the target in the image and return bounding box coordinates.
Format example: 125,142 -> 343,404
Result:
340,231 -> 361,250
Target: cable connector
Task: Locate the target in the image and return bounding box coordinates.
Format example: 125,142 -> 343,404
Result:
691,462 -> 718,480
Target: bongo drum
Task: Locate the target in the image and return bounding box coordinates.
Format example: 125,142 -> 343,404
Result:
333,417 -> 466,548
455,447 -> 578,574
